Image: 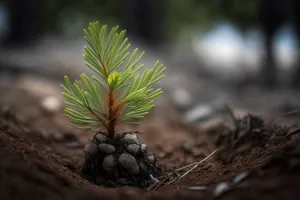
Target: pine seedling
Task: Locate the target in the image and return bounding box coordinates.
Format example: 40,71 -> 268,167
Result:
61,21 -> 166,140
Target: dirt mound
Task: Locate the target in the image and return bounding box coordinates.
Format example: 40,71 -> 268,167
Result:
2,115 -> 300,200
81,132 -> 163,188
1,84 -> 300,200
0,119 -> 205,200
0,121 -> 92,200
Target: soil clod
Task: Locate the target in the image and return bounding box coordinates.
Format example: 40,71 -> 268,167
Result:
94,132 -> 107,143
215,113 -> 271,163
98,143 -> 116,154
118,153 -> 140,175
126,144 -> 140,155
81,132 -> 163,188
124,133 -> 140,145
102,155 -> 115,172
2,84 -> 300,199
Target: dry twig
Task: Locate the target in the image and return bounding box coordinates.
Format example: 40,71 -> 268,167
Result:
225,104 -> 238,130
276,127 -> 300,145
147,149 -> 218,191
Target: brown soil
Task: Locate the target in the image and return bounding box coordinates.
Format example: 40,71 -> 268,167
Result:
1,83 -> 300,200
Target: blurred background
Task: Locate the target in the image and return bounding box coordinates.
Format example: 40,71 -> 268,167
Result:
1,0 -> 300,131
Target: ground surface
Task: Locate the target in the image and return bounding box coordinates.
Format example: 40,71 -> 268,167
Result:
1,71 -> 300,200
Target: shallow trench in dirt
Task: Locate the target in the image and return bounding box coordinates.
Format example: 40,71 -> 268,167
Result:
1,85 -> 300,200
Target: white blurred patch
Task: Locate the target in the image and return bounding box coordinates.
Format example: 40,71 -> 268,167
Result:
41,96 -> 61,112
191,22 -> 298,80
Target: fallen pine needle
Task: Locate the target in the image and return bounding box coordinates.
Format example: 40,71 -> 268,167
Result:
179,149 -> 218,179
147,174 -> 160,191
276,127 -> 300,145
153,177 -> 168,191
167,161 -> 199,176
283,108 -> 300,117
147,149 -> 218,191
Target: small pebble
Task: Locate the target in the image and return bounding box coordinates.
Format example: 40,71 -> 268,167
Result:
184,104 -> 214,123
158,152 -> 166,159
188,186 -> 207,191
95,133 -> 107,143
66,141 -> 81,148
40,130 -> 50,140
233,171 -> 250,185
140,143 -> 147,153
181,143 -> 193,154
127,144 -> 140,155
41,96 -> 61,112
172,88 -> 192,108
124,133 -> 140,145
147,155 -> 156,164
214,182 -> 230,197
197,117 -> 224,132
103,155 -> 115,172
84,142 -> 99,157
118,153 -> 139,175
98,143 -> 116,154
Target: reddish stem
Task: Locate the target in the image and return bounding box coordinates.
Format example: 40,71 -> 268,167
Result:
107,88 -> 116,139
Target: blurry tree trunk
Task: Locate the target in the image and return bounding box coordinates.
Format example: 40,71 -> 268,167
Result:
290,0 -> 300,86
123,0 -> 165,47
259,0 -> 287,87
259,0 -> 300,87
4,0 -> 38,46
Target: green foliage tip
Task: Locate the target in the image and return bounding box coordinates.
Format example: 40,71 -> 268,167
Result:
61,21 -> 166,136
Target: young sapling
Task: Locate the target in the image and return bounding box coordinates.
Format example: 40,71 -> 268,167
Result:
61,21 -> 166,187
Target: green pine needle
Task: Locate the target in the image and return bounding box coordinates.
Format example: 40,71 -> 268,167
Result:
61,21 -> 166,134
